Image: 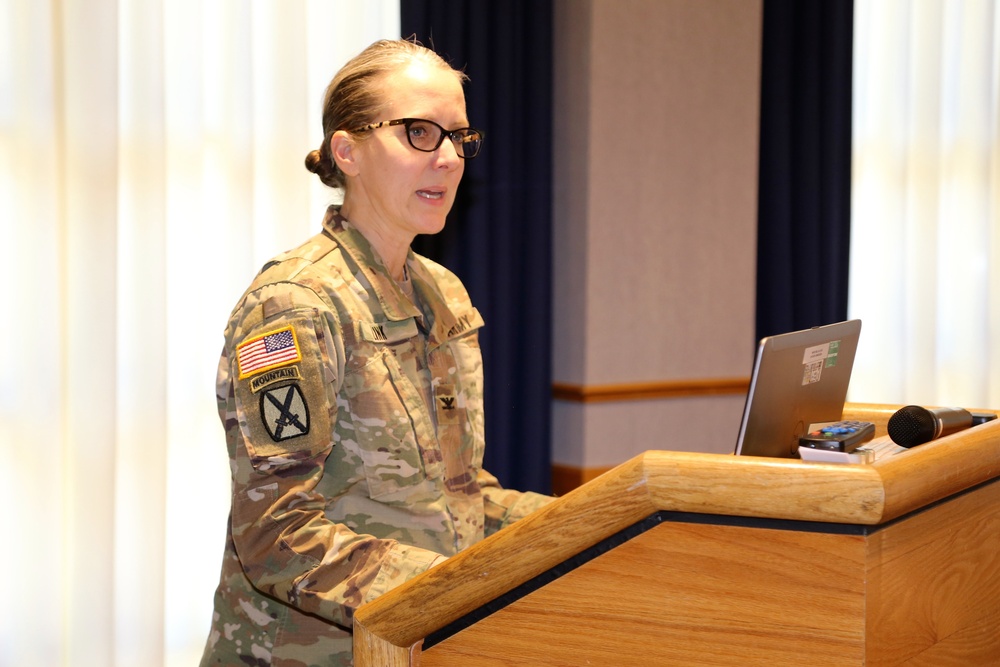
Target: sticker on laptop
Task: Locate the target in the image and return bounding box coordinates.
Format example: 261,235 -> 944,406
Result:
802,340 -> 840,385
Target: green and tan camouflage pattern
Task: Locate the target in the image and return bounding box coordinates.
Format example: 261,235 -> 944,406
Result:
200,206 -> 552,667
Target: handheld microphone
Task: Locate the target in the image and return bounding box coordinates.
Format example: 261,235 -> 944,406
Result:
887,405 -> 973,448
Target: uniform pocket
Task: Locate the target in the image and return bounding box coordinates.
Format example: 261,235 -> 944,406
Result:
342,347 -> 444,503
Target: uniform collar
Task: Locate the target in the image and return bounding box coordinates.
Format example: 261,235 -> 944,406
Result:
406,254 -> 482,349
322,206 -> 476,347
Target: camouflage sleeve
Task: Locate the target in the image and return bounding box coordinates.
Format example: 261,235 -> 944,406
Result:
224,283 -> 446,628
477,468 -> 555,536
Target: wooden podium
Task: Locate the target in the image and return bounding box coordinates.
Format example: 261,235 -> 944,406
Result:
353,403 -> 1000,666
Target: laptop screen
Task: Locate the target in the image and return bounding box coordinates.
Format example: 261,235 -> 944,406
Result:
734,320 -> 862,458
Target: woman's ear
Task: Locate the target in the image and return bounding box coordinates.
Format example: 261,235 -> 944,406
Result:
330,130 -> 361,177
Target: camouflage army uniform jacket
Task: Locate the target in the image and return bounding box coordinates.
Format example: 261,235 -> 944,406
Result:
201,207 -> 552,667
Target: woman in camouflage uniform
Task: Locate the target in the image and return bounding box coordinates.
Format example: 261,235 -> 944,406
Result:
200,39 -> 552,667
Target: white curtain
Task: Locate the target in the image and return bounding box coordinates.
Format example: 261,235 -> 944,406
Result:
850,0 -> 1000,409
0,1 -> 399,665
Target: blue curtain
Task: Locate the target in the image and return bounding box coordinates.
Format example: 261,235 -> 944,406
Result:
400,1 -> 554,494
756,0 -> 854,342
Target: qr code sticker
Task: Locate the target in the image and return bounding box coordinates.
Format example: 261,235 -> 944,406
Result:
803,360 -> 823,385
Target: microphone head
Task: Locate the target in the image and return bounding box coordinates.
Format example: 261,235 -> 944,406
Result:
887,405 -> 936,448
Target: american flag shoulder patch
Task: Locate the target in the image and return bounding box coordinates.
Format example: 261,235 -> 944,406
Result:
237,325 -> 302,379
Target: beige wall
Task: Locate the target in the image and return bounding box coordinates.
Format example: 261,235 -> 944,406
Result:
552,0 -> 763,469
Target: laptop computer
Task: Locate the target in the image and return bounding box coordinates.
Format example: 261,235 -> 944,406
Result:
734,319 -> 862,458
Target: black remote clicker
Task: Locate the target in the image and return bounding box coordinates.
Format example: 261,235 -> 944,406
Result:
798,420 -> 876,453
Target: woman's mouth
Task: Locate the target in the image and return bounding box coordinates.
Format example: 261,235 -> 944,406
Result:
417,189 -> 445,201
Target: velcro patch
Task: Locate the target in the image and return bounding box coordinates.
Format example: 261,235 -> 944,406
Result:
237,326 -> 301,378
435,384 -> 460,424
358,318 -> 419,344
249,366 -> 302,393
260,383 -> 310,442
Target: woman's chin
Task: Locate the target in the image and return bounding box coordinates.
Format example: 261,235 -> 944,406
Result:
412,212 -> 450,237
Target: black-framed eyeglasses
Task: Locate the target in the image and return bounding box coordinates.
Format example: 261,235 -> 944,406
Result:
351,118 -> 484,159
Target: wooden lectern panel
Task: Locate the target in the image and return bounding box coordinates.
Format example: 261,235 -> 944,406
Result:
420,480 -> 1000,666
423,519 -> 868,666
865,479 -> 1000,665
